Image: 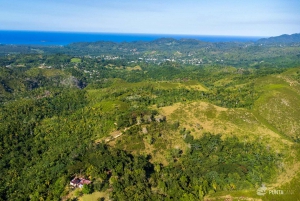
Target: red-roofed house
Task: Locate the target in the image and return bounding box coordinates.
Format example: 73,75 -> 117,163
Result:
70,177 -> 91,188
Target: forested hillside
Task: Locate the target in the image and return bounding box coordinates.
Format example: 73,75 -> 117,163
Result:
1,35 -> 300,200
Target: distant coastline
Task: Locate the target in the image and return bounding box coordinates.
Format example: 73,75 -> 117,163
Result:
0,30 -> 263,46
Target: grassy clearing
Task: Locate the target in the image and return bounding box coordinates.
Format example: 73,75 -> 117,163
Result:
25,68 -> 66,77
91,100 -> 129,112
104,64 -> 125,70
213,77 -> 234,87
87,90 -> 129,110
126,65 -> 142,71
79,191 -> 109,201
159,101 -> 294,159
106,79 -> 207,92
71,58 -> 81,63
159,102 -> 182,117
205,189 -> 263,201
87,89 -> 107,103
254,77 -> 300,140
264,84 -> 286,90
254,71 -> 300,137
156,80 -> 208,91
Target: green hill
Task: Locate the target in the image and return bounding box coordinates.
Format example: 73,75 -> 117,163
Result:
257,33 -> 300,45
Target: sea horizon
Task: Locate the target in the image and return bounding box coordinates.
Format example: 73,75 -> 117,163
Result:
0,30 -> 265,46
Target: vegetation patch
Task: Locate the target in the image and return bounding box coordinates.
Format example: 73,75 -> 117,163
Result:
126,65 -> 142,71
71,58 -> 82,63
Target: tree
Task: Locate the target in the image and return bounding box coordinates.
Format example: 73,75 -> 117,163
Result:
82,184 -> 92,194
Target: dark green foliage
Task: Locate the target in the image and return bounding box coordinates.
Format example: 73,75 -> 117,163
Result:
0,89 -> 88,200
82,184 -> 92,194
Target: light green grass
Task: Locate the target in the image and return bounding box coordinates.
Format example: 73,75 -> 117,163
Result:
71,58 -> 81,63
25,68 -> 66,77
87,89 -> 106,101
92,100 -> 129,112
79,191 -> 108,201
206,189 -> 261,200
264,84 -> 286,90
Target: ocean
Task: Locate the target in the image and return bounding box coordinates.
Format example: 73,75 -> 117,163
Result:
0,30 -> 262,46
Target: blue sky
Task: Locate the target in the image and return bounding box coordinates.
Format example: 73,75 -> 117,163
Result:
0,0 -> 299,36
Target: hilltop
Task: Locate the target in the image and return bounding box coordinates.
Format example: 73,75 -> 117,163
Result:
257,33 -> 300,45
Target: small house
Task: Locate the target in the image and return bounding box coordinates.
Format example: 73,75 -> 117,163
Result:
70,177 -> 91,188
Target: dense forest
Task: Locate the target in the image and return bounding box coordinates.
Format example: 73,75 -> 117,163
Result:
1,34 -> 300,200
